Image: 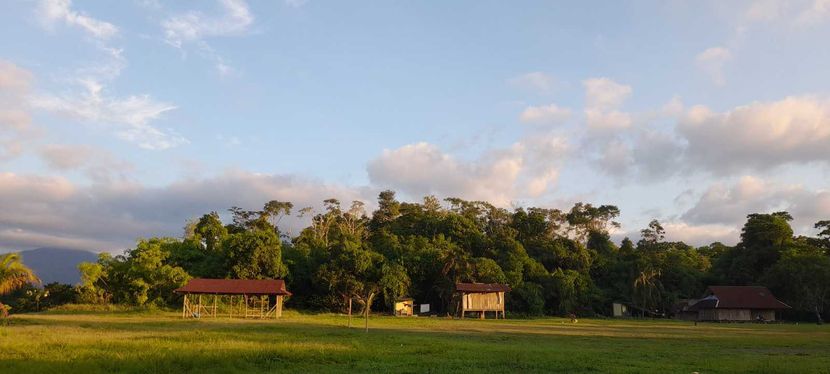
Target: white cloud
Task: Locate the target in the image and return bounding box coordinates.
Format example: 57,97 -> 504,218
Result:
798,0 -> 830,25
367,142 -> 523,206
583,77 -> 631,110
584,109 -> 632,131
661,222 -> 739,246
582,78 -> 633,133
508,72 -> 555,94
679,96 -> 830,173
163,0 -> 254,48
744,0 -> 785,23
367,134 -> 569,205
0,170 -> 372,252
519,103 -> 571,125
597,139 -> 632,177
284,0 -> 309,8
681,176 -> 830,236
0,61 -> 36,161
39,144 -> 134,182
32,79 -> 183,150
37,0 -> 118,40
696,47 -> 732,86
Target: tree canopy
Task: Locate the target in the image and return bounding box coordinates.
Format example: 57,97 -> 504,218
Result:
65,192 -> 830,322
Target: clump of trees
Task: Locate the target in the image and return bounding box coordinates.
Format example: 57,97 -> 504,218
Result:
18,191 -> 830,322
0,253 -> 40,319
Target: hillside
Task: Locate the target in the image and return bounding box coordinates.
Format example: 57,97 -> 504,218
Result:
17,247 -> 99,285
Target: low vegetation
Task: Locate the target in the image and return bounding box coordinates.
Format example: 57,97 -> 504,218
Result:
1,309 -> 829,373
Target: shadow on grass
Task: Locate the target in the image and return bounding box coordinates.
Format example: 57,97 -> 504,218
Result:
3,311 -> 830,374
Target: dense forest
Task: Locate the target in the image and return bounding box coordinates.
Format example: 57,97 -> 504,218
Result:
5,191 -> 830,322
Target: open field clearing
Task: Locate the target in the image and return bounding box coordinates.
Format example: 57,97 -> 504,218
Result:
1,311 -> 829,373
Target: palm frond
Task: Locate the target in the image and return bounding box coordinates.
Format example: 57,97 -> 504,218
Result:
0,253 -> 40,295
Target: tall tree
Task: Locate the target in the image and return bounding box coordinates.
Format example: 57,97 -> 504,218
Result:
764,249 -> 830,324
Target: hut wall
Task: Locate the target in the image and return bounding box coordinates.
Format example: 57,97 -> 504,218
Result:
395,301 -> 413,316
462,292 -> 504,311
751,309 -> 775,321
698,309 -> 751,321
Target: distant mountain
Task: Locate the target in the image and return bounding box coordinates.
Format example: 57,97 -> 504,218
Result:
17,247 -> 99,285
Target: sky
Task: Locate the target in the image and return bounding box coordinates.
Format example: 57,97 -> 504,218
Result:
1,0 -> 830,253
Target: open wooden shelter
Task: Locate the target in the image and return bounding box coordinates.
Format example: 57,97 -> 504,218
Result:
456,282 -> 511,319
175,278 -> 291,319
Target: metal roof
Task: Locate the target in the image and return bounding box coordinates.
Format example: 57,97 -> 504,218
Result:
688,286 -> 789,311
455,282 -> 512,293
175,278 -> 291,296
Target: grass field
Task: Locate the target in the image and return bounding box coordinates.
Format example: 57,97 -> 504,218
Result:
1,309 -> 829,373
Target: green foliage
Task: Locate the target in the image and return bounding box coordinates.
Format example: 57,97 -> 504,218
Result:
56,190 -> 830,320
224,230 -> 287,279
764,249 -> 830,323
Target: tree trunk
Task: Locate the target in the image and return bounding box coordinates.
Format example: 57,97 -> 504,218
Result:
364,292 -> 375,333
348,297 -> 352,328
816,305 -> 823,325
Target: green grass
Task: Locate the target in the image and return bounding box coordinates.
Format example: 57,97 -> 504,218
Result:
1,309 -> 829,373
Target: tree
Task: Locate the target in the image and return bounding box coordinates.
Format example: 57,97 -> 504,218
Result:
765,250 -> 830,324
0,253 -> 40,317
639,220 -> 665,247
77,258 -> 109,304
379,263 -> 411,311
194,212 -> 227,253
0,253 -> 40,295
633,269 -> 662,313
263,200 -> 294,235
370,190 -> 401,231
224,230 -> 288,280
566,203 -> 620,242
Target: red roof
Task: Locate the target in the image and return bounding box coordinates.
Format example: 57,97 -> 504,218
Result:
689,286 -> 789,310
455,282 -> 511,293
175,278 -> 291,296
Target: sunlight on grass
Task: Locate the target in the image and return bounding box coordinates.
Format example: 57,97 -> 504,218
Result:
1,310 -> 829,373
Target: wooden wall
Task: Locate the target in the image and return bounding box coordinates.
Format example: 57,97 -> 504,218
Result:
462,292 -> 504,311
697,309 -> 776,321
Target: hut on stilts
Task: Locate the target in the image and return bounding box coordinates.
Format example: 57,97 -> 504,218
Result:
455,282 -> 511,319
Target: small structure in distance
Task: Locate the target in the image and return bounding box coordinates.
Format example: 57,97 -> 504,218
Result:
456,282 -> 510,319
395,298 -> 413,316
175,278 -> 291,319
686,286 -> 790,322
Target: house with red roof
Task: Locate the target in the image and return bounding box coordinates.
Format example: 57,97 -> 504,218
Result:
687,286 -> 790,321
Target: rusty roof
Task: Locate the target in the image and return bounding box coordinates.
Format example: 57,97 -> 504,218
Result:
455,282 -> 511,293
175,278 -> 291,296
689,286 -> 789,311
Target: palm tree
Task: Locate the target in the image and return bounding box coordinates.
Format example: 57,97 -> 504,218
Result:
633,269 -> 662,314
0,253 -> 40,317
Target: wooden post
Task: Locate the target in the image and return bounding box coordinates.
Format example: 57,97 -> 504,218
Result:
460,293 -> 465,319
213,294 -> 217,318
182,294 -> 187,318
348,298 -> 352,328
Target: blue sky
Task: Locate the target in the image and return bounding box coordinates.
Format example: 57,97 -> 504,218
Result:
1,0 -> 829,252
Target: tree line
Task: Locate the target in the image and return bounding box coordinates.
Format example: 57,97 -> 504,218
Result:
3,191 -> 829,322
